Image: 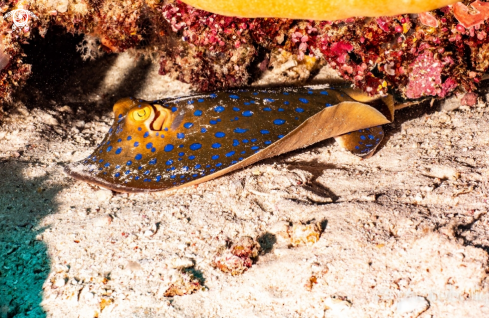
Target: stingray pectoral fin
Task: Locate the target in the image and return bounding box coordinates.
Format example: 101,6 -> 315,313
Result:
334,126 -> 385,158
177,101 -> 392,191
262,100 -> 391,155
342,88 -> 383,103
343,89 -> 395,122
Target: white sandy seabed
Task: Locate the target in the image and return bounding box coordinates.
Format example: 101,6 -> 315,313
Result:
1,52 -> 489,318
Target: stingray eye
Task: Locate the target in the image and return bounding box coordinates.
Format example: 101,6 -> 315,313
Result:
132,106 -> 152,121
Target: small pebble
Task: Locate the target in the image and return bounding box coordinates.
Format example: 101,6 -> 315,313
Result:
125,261 -> 143,272
396,296 -> 429,316
93,214 -> 112,227
170,257 -> 194,269
53,276 -> 66,288
95,189 -> 113,202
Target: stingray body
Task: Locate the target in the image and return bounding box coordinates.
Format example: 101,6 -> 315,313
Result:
65,86 -> 394,193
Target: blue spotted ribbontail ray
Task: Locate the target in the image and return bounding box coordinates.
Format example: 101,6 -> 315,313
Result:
65,86 -> 394,193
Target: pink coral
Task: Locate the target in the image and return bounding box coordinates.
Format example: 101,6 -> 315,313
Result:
405,51 -> 457,99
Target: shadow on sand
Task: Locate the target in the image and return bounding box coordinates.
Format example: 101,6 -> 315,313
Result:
1,26 -> 153,317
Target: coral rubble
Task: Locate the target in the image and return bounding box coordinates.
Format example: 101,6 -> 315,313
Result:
1,0 -> 489,109
213,236 -> 260,275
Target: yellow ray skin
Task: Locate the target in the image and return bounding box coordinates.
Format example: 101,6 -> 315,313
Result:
180,0 -> 458,21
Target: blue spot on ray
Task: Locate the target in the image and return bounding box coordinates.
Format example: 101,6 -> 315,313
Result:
212,155 -> 219,160
135,154 -> 142,160
194,110 -> 203,116
299,98 -> 309,104
177,133 -> 185,139
144,132 -> 149,138
274,119 -> 286,125
115,148 -> 122,155
225,151 -> 235,157
184,123 -> 194,129
146,142 -> 153,149
214,105 -> 225,113
229,94 -> 239,99
164,144 -> 174,152
107,146 -> 113,152
234,128 -> 248,133
212,143 -> 221,149
242,110 -> 253,117
215,132 -> 226,138
190,143 -> 202,151
295,108 -> 304,113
